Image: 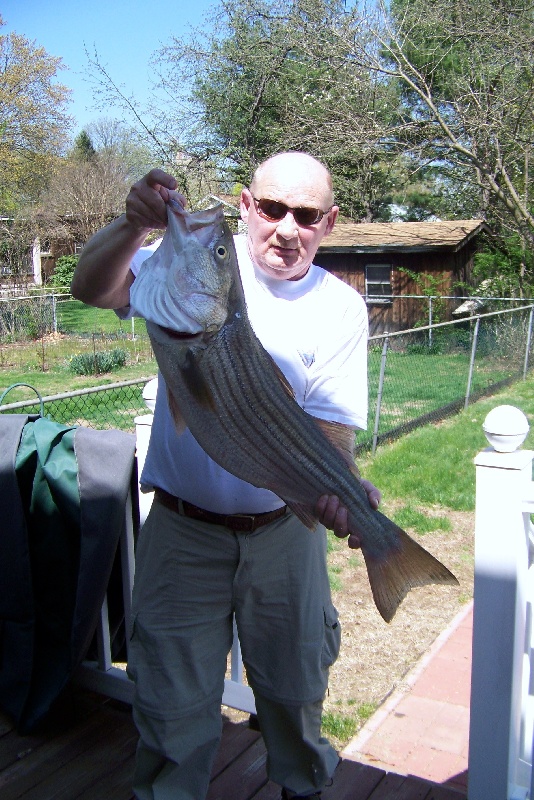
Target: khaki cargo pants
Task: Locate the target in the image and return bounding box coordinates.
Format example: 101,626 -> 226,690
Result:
128,500 -> 341,799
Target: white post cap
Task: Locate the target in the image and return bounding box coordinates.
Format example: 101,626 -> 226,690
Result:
482,405 -> 529,452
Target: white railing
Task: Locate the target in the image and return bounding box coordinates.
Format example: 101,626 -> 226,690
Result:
76,401 -> 256,715
469,405 -> 533,799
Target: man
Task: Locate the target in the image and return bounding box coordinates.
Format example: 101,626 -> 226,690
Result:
72,152 -> 380,800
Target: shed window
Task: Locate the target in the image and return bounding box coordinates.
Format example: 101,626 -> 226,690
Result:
365,264 -> 392,304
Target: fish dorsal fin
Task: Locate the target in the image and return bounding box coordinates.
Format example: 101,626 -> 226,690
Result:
166,355 -> 216,433
313,418 -> 361,480
287,502 -> 317,530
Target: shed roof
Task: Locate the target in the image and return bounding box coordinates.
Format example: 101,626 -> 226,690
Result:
319,219 -> 488,254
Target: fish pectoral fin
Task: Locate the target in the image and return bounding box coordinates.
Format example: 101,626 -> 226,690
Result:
181,351 -> 217,411
313,418 -> 361,479
362,524 -> 459,624
167,389 -> 188,435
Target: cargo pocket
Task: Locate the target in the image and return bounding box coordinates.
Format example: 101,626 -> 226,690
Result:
321,605 -> 341,668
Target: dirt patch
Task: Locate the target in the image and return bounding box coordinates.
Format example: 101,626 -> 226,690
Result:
323,507 -> 474,747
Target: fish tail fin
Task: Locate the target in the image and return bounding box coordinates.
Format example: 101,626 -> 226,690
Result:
362,525 -> 459,623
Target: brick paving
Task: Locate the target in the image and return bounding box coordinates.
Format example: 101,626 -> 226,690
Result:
342,602 -> 473,795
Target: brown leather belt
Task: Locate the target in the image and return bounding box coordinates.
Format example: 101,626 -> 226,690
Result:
154,488 -> 287,533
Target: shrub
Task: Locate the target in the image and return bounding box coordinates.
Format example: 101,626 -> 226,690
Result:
50,255 -> 79,291
69,348 -> 128,375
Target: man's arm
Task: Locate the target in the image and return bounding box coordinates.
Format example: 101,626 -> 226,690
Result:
71,169 -> 181,309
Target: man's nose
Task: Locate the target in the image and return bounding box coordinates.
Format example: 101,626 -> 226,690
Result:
276,211 -> 299,238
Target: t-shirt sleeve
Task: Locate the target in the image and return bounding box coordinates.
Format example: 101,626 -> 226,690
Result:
303,286 -> 368,430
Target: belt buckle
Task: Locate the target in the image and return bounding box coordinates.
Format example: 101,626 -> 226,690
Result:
227,514 -> 257,533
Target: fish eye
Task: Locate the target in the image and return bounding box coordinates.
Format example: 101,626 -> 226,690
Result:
215,245 -> 227,259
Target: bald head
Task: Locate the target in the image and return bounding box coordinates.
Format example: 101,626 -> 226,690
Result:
250,152 -> 334,208
241,150 -> 339,281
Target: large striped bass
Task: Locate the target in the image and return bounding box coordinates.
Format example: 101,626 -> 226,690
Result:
133,199 -> 458,622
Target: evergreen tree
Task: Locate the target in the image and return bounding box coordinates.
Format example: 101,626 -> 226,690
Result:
71,130 -> 96,162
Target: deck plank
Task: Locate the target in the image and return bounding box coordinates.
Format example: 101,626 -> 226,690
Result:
362,772 -> 429,800
0,697 -> 135,800
322,758 -> 387,799
210,715 -> 262,779
0,690 -> 468,800
424,785 -> 470,800
208,732 -> 273,800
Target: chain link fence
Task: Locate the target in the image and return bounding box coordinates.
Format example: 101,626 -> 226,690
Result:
0,378 -> 155,431
361,304 -> 533,453
1,303 -> 533,449
0,294 -> 58,340
0,295 -> 153,373
0,293 -> 149,340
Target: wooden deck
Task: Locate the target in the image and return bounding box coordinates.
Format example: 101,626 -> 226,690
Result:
0,689 -> 467,800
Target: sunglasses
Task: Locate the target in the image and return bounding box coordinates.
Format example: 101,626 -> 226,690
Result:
252,197 -> 332,227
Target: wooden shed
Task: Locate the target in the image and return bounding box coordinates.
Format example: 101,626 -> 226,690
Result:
315,219 -> 489,334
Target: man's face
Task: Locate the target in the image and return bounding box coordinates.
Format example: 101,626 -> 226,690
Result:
240,156 -> 338,281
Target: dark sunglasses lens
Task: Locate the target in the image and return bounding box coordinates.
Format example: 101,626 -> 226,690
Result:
258,199 -> 287,220
294,208 -> 322,225
256,198 -> 324,225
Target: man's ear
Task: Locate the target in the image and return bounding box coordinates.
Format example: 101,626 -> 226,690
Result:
240,188 -> 253,223
324,205 -> 339,236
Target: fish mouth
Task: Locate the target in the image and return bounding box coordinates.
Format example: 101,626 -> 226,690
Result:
159,326 -> 203,340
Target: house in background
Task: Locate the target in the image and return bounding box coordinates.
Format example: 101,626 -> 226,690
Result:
315,219 -> 490,335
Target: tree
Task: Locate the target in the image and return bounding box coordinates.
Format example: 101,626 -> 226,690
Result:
341,0 -> 534,245
35,120 -> 160,253
0,215 -> 36,288
49,254 -> 78,291
37,150 -> 131,247
81,0 -> 534,255
154,0 -> 403,217
72,130 -> 96,162
84,118 -> 158,182
0,16 -> 72,213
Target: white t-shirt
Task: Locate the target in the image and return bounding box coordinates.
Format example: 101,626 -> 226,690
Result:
128,234 -> 368,514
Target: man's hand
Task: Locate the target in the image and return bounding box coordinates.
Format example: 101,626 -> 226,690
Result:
316,480 -> 382,549
125,169 -> 185,233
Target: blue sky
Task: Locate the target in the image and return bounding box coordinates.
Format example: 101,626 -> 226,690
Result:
2,0 -> 217,137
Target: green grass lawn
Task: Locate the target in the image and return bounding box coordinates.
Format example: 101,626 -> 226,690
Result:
357,339 -> 523,454
359,373 -> 534,517
56,299 -> 147,337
